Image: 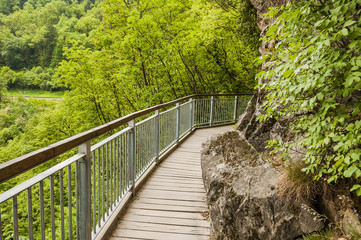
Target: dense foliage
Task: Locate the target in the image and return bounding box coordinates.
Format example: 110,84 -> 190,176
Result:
57,0 -> 260,124
259,0 -> 361,194
0,0 -> 101,90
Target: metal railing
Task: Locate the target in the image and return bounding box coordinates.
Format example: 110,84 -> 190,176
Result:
0,94 -> 251,240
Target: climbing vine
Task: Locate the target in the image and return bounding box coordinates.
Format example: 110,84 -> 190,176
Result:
258,1 -> 361,194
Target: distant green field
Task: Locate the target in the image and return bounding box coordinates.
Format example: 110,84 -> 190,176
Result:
7,89 -> 65,98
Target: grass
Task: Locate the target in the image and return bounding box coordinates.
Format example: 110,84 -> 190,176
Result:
297,229 -> 334,240
277,161 -> 321,204
7,89 -> 65,98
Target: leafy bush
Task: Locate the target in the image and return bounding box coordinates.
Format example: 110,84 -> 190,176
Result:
258,0 -> 361,194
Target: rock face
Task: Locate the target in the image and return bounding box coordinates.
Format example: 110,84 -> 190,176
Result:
201,131 -> 324,240
201,1 -> 361,239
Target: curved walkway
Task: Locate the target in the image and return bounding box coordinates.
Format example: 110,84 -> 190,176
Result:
107,125 -> 232,240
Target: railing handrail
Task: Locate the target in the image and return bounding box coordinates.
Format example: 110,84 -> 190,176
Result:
0,93 -> 251,184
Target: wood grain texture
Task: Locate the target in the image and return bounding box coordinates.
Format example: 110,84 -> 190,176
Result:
107,126 -> 232,240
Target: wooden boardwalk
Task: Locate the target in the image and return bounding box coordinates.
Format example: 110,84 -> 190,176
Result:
107,125 -> 232,240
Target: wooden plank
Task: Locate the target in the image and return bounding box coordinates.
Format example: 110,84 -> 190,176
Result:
130,202 -> 207,213
150,173 -> 203,180
126,209 -> 207,220
165,155 -> 201,160
146,174 -> 204,182
156,166 -> 202,173
114,220 -> 210,235
120,214 -> 209,228
111,229 -> 210,240
156,164 -> 202,171
144,179 -> 205,188
152,171 -> 203,178
138,189 -> 206,201
146,175 -> 204,183
132,197 -> 207,208
144,185 -> 206,193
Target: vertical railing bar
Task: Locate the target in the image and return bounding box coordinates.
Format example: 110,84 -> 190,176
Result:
0,205 -> 3,240
210,96 -> 214,126
142,124 -> 144,174
40,181 -> 45,240
128,119 -> 136,196
190,98 -> 194,130
102,145 -> 105,221
60,169 -> 65,240
67,165 -> 72,240
13,195 -> 19,240
143,123 -> 146,172
119,135 -> 122,194
176,103 -> 180,145
120,135 -> 124,196
124,133 -> 127,193
92,151 -> 96,234
135,126 -> 138,178
97,149 -> 101,228
110,140 -> 113,211
75,161 -> 79,239
136,125 -> 138,174
115,137 -> 120,203
50,174 -> 56,240
123,133 -> 126,193
78,141 -> 91,240
27,187 -> 33,240
106,142 -> 109,216
142,124 -> 144,173
115,137 -> 118,203
75,161 -> 80,240
140,124 -> 142,175
126,131 -> 129,192
142,124 -> 144,175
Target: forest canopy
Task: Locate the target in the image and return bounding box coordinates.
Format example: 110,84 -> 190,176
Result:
0,0 -> 260,168
57,0 -> 260,123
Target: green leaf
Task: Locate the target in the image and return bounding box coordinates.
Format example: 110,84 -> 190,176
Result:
341,28 -> 349,36
354,169 -> 361,178
351,185 -> 361,196
348,40 -> 358,49
343,20 -> 356,27
283,69 -> 294,78
351,152 -> 360,161
344,165 -> 358,178
350,184 -> 361,192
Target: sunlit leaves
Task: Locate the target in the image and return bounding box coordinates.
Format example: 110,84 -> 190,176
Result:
259,0 -> 361,195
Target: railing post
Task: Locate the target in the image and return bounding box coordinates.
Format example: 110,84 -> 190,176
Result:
78,141 -> 91,240
176,103 -> 180,145
128,120 -> 136,196
233,95 -> 238,123
154,110 -> 160,163
190,98 -> 194,131
210,96 -> 214,126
